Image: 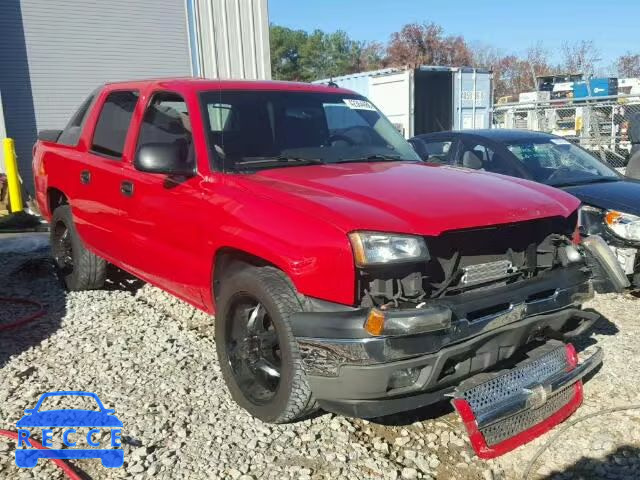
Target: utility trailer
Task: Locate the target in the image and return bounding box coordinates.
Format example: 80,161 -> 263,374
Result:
314,66 -> 493,138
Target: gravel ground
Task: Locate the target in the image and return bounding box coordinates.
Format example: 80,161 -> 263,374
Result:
0,235 -> 639,480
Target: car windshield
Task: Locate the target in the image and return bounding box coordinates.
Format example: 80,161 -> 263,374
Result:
199,90 -> 420,171
505,138 -> 620,186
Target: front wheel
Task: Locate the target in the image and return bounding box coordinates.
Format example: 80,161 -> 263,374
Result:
215,265 -> 317,423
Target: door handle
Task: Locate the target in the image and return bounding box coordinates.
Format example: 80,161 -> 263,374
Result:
80,170 -> 91,184
120,181 -> 134,197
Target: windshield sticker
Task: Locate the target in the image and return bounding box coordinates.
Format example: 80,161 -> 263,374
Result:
343,99 -> 377,111
550,138 -> 571,146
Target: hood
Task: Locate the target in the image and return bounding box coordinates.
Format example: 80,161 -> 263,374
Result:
235,162 -> 580,236
562,179 -> 640,216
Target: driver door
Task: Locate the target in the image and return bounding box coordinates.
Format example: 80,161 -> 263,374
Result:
118,90 -> 210,308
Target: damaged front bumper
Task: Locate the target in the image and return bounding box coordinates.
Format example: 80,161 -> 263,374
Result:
453,341 -> 603,458
292,264 -> 596,418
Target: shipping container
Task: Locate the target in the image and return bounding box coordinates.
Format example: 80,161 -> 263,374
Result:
314,66 -> 493,138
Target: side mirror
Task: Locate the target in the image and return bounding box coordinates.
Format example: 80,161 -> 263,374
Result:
135,143 -> 195,176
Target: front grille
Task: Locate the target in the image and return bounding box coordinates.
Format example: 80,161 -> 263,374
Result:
459,346 -> 568,420
481,385 -> 575,446
423,215 -> 577,294
461,260 -> 515,286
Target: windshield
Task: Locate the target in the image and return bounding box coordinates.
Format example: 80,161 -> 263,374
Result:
505,138 -> 619,186
199,90 -> 420,171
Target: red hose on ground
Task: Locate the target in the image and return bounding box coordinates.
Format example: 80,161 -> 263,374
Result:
0,297 -> 45,331
0,429 -> 83,480
0,298 -> 84,479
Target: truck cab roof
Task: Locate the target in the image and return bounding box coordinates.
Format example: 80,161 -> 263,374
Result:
103,77 -> 356,95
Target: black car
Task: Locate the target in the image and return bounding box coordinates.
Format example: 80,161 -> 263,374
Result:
410,129 -> 640,287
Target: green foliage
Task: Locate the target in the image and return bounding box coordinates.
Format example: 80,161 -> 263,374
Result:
270,25 -> 309,81
270,25 -> 384,81
270,22 -> 640,99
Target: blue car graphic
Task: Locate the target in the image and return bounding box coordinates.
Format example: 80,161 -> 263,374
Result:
15,391 -> 124,468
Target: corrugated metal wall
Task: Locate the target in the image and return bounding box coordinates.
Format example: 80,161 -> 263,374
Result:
0,0 -> 192,190
192,0 -> 271,80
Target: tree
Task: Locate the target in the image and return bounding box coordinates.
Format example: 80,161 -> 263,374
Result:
472,42 -> 553,98
270,25 -> 308,81
350,41 -> 386,73
270,25 -> 384,81
617,53 -> 640,78
386,22 -> 472,67
559,40 -> 601,75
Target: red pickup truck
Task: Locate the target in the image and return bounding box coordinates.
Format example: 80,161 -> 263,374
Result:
33,79 -> 621,457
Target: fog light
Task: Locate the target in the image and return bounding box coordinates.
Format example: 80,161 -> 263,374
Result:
564,245 -> 582,263
389,367 -> 420,389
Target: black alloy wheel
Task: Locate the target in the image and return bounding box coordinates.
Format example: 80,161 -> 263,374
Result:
225,295 -> 282,405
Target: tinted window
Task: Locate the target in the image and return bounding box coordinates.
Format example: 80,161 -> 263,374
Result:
200,91 -> 419,171
58,91 -> 97,146
91,91 -> 139,158
136,92 -> 194,169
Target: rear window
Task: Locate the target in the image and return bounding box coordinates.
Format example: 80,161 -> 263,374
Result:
58,91 -> 97,146
91,91 -> 139,158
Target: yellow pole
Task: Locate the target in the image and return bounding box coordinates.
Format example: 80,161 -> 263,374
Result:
3,138 -> 24,213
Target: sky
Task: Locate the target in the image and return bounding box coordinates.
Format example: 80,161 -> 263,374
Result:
268,0 -> 640,70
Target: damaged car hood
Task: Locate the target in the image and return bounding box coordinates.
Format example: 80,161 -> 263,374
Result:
235,162 -> 580,236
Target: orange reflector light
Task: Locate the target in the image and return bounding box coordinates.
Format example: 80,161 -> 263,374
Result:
349,232 -> 367,267
365,309 -> 385,336
605,211 -> 621,226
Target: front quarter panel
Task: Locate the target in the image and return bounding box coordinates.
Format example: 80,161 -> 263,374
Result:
203,176 -> 356,310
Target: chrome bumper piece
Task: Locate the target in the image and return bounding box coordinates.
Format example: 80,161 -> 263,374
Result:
462,346 -> 603,429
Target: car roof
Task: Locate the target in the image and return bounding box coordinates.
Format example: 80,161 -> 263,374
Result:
414,129 -> 556,142
103,77 -> 357,95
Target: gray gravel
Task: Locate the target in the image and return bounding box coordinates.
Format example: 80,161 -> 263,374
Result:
1,236 -> 639,479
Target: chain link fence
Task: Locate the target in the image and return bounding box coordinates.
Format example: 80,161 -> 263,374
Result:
493,94 -> 640,169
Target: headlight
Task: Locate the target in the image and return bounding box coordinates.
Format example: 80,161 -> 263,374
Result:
349,232 -> 429,266
605,210 -> 640,242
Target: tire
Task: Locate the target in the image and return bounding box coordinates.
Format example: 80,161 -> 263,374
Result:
215,264 -> 317,423
50,204 -> 106,291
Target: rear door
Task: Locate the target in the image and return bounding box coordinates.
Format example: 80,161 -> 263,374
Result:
453,70 -> 492,130
71,89 -> 139,261
118,90 -> 209,307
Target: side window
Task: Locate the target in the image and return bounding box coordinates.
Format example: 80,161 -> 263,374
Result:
457,141 -> 517,175
136,92 -> 194,169
414,140 -> 454,164
91,91 -> 139,158
58,92 -> 97,146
